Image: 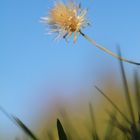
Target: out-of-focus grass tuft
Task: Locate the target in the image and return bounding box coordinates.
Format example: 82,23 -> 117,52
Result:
1,54 -> 140,140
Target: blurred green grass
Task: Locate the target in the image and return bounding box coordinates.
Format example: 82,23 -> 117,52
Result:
1,56 -> 140,140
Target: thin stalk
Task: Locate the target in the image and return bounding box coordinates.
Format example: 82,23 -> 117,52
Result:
95,86 -> 131,124
134,70 -> 140,114
79,30 -> 140,65
118,49 -> 136,126
89,103 -> 99,140
89,103 -> 97,132
0,106 -> 38,140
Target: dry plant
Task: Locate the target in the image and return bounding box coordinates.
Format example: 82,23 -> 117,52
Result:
41,1 -> 140,65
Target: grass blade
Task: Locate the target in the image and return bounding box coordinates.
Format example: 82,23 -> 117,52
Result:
117,47 -> 136,126
0,106 -> 38,140
57,119 -> 68,140
104,110 -> 116,140
12,116 -> 38,140
134,70 -> 140,115
89,103 -> 100,140
95,86 -> 130,124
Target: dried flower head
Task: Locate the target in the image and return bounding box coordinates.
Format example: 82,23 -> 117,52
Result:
41,1 -> 88,42
41,1 -> 140,65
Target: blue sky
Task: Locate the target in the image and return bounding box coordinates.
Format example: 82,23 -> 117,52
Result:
0,0 -> 140,139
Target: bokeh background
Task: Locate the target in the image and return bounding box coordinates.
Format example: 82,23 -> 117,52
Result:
0,0 -> 140,139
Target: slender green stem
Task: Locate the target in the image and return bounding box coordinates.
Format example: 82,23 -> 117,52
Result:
95,86 -> 131,124
134,70 -> 140,114
118,52 -> 136,126
79,30 -> 140,65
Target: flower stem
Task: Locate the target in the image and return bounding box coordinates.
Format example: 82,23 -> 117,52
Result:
79,30 -> 140,65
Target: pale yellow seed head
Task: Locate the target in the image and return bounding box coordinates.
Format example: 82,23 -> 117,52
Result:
42,1 -> 88,42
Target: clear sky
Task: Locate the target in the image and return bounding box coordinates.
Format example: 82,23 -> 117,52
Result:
0,0 -> 140,139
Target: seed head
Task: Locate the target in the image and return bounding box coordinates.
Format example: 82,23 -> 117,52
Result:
41,1 -> 88,42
